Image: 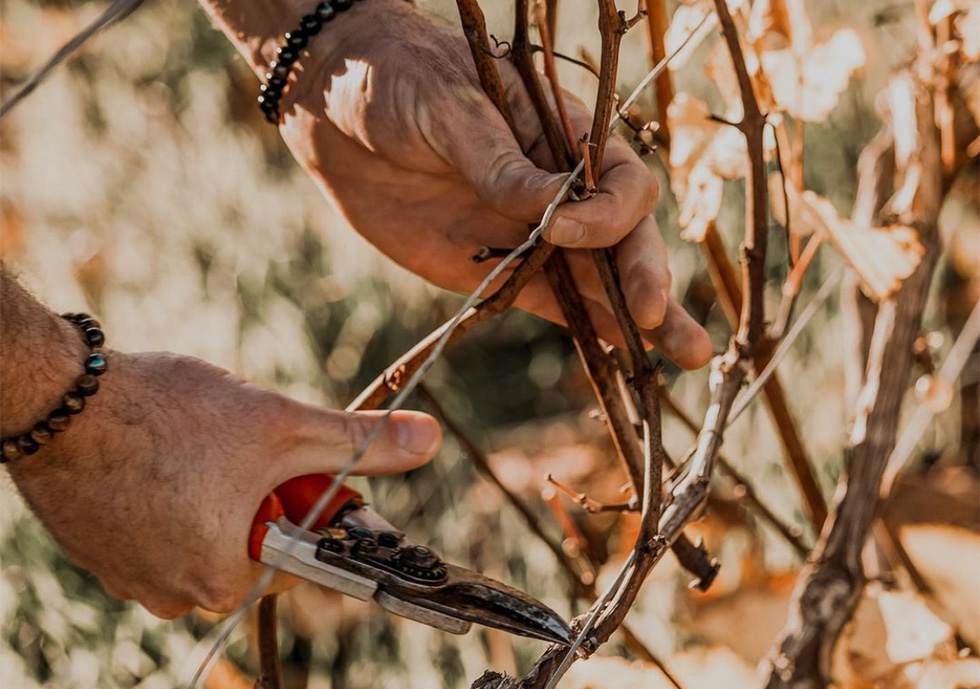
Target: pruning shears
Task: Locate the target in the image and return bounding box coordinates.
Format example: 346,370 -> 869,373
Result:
249,474 -> 572,645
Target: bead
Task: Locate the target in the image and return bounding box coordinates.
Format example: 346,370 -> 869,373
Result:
271,62 -> 289,78
265,110 -> 280,124
85,352 -> 108,375
301,15 -> 323,34
83,327 -> 105,347
333,0 -> 353,11
64,393 -> 85,414
316,2 -> 336,21
285,31 -> 308,49
76,374 -> 100,396
258,94 -> 278,110
77,317 -> 101,330
31,423 -> 53,445
18,434 -> 39,456
276,47 -> 298,64
267,76 -> 286,91
47,411 -> 70,432
1,439 -> 21,463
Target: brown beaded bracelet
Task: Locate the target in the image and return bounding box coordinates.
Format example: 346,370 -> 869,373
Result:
0,313 -> 108,464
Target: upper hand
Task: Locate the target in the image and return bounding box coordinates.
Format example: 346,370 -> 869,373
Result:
276,1 -> 712,369
8,350 -> 441,617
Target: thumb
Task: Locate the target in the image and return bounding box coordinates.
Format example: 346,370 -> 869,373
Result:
271,408 -> 442,484
445,102 -> 567,223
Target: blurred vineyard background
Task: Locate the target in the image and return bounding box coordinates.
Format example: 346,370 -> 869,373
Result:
1,0 -> 978,687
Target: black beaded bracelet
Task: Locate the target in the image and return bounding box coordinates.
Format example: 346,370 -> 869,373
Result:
0,313 -> 108,464
257,0 -> 363,124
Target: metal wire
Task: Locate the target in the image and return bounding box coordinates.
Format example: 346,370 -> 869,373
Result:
183,10 -> 715,688
0,0 -> 149,118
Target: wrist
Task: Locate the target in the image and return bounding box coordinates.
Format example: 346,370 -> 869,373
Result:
200,0 -> 414,78
0,304 -> 89,438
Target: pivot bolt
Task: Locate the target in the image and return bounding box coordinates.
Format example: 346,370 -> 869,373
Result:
401,545 -> 439,570
316,537 -> 345,555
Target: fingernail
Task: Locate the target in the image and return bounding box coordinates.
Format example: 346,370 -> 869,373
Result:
395,418 -> 440,455
549,217 -> 586,246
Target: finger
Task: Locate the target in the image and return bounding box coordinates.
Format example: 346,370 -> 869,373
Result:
512,276 -> 711,369
512,276 -> 630,349
272,407 -> 442,483
640,300 -> 714,370
544,101 -> 658,248
616,216 -> 672,330
443,99 -> 567,223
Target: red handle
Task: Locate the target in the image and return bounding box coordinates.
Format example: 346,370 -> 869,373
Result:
249,474 -> 364,561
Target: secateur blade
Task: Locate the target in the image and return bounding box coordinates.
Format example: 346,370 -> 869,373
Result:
392,561 -> 574,645
251,476 -> 572,645
317,507 -> 573,645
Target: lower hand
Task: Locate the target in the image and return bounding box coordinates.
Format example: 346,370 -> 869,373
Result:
8,350 -> 441,618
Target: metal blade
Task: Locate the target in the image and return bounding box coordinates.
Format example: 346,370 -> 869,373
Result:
323,507 -> 572,644
388,562 -> 572,645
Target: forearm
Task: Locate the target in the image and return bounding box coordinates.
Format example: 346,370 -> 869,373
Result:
0,269 -> 88,437
197,0 -> 414,77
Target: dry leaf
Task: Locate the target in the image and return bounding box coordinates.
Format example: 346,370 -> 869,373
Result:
689,579 -> 795,662
705,41 -> 743,115
772,185 -> 924,300
929,0 -> 958,24
908,658 -> 980,689
664,0 -> 748,71
930,0 -> 980,60
678,164 -> 724,241
664,3 -> 719,71
877,590 -> 955,664
761,28 -> 865,122
748,0 -> 813,51
836,584 -> 959,689
667,94 -> 747,241
900,524 -> 980,648
565,647 -> 755,689
958,3 -> 980,60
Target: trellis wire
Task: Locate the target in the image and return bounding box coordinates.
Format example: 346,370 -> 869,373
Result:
730,264 -> 846,423
0,0 -> 148,118
181,11 -> 712,688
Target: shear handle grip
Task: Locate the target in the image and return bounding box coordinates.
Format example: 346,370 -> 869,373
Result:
248,475 -> 364,561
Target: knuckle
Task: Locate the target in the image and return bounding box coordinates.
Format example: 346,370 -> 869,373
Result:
642,171 -> 660,211
485,150 -> 528,194
590,212 -> 623,247
195,580 -> 240,614
142,597 -> 191,620
101,579 -> 133,602
259,394 -> 299,441
340,413 -> 370,453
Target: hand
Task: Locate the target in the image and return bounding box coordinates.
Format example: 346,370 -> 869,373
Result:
8,350 -> 442,618
275,1 -> 712,369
